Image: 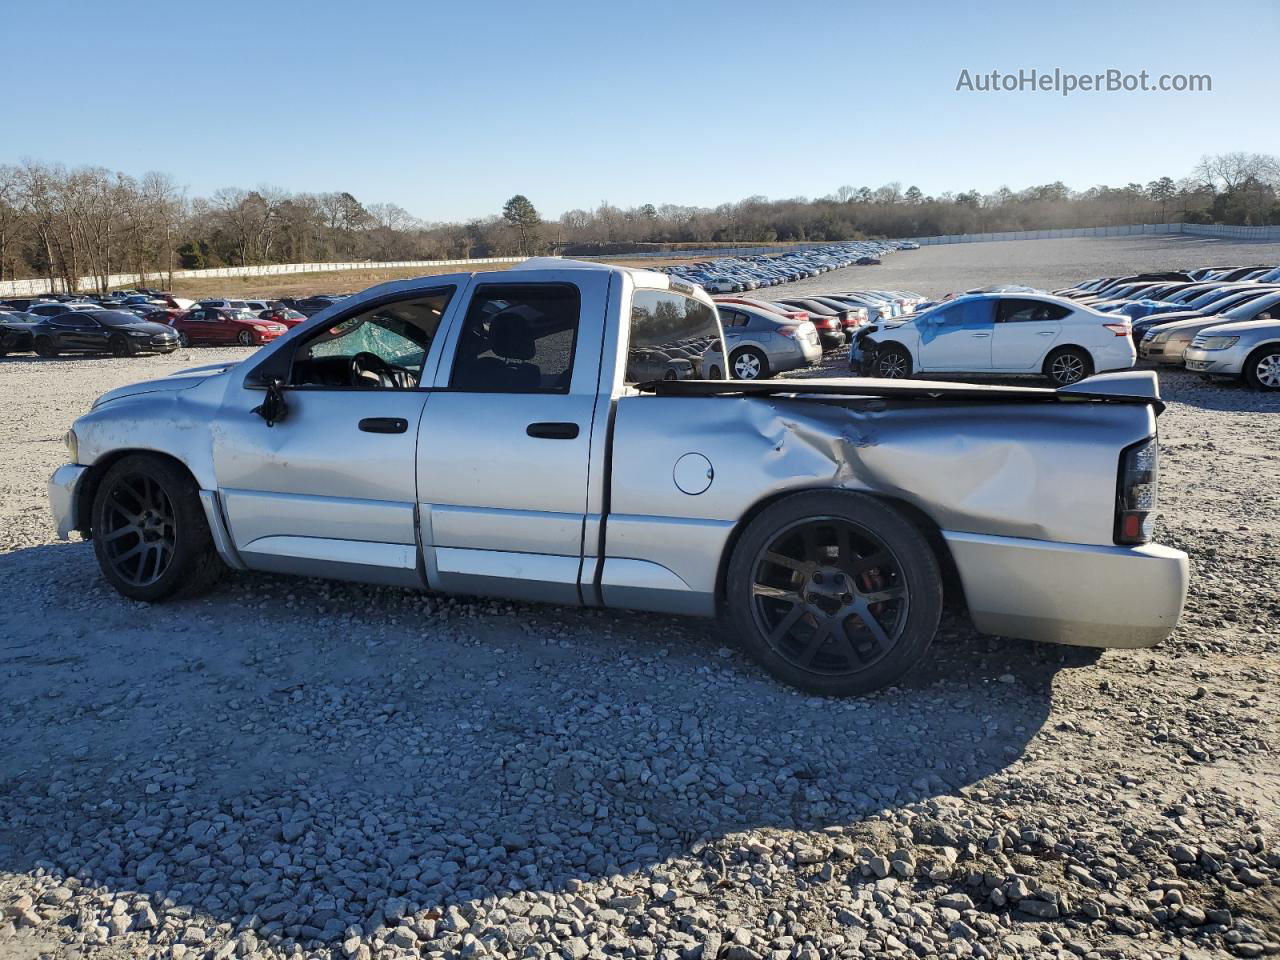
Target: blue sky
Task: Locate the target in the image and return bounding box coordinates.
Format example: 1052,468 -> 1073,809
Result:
5,0 -> 1277,221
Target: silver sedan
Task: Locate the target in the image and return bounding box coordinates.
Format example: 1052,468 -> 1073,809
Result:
1183,318 -> 1280,390
703,302 -> 822,380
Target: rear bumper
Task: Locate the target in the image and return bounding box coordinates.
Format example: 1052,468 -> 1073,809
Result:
48,463 -> 89,540
943,531 -> 1188,649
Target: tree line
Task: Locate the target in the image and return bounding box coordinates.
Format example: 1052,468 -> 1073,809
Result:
1,153 -> 1277,291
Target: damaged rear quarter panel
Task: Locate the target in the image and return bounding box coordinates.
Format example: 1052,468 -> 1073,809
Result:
606,394 -> 1156,586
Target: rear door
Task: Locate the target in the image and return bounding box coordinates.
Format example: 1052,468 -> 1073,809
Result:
416,268 -> 610,604
991,297 -> 1068,369
916,298 -> 995,371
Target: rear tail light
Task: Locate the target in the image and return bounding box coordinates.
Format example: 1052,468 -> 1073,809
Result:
1103,321 -> 1131,336
1115,436 -> 1159,545
778,325 -> 797,339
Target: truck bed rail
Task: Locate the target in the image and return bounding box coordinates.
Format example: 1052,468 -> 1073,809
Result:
646,371 -> 1164,413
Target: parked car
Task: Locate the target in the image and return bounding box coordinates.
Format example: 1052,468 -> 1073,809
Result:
198,299 -> 252,311
0,313 -> 40,355
48,259 -> 1187,696
25,301 -> 104,318
774,299 -> 847,349
713,297 -> 811,324
1183,318 -> 1280,390
27,309 -> 180,357
169,306 -> 289,346
1139,291 -> 1280,365
258,307 -> 308,328
852,293 -> 1135,385
706,301 -> 822,379
291,295 -> 346,317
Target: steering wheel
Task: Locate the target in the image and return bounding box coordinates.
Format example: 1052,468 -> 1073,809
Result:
352,351 -> 417,388
350,351 -> 395,387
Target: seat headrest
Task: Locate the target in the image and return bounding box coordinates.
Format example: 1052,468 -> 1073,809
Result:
489,312 -> 536,361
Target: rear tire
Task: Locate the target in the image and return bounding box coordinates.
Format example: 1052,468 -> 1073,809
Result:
724,491 -> 943,696
708,364 -> 723,380
1044,347 -> 1093,386
177,331 -> 190,347
1243,345 -> 1280,391
34,336 -> 58,358
731,347 -> 769,381
91,455 -> 225,602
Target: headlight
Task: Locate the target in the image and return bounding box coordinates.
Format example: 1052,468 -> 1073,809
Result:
1198,336 -> 1239,350
128,330 -> 150,337
64,429 -> 78,461
1152,332 -> 1171,343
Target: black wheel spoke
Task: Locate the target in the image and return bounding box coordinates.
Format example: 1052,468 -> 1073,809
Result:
763,551 -> 806,574
753,583 -> 803,602
796,617 -> 836,666
767,603 -> 806,644
861,586 -> 906,604
101,471 -> 179,587
750,514 -> 910,678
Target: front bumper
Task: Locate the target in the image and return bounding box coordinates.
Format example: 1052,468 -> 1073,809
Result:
49,463 -> 89,540
944,531 -> 1188,649
1183,344 -> 1247,375
1139,339 -> 1189,364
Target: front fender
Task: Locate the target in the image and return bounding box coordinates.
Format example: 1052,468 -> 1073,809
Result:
73,372 -> 228,490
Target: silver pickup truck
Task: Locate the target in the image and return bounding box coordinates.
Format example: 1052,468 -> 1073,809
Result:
49,259 -> 1188,695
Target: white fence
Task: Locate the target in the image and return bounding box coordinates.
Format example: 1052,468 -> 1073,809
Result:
908,222 -> 1280,245
0,256 -> 527,298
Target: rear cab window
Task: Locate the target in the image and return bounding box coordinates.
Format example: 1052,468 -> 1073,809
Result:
626,288 -> 724,385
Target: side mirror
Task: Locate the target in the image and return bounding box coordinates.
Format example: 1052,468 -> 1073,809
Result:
251,378 -> 289,427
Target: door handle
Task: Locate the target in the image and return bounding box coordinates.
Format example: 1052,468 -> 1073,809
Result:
1037,330 -> 1056,335
971,333 -> 991,338
358,417 -> 408,434
526,421 -> 579,440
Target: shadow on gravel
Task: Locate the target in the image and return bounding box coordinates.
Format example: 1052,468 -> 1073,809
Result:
0,541 -> 1066,944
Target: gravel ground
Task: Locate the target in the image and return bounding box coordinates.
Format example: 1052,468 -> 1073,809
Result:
2,239 -> 1279,960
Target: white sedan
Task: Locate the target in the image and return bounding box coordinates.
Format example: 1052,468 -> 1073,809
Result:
850,293 -> 1136,385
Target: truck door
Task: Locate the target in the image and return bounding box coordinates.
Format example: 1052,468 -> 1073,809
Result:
212,283 -> 461,586
417,269 -> 610,604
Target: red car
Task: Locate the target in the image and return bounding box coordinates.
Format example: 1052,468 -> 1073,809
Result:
257,307 -> 308,328
169,306 -> 289,346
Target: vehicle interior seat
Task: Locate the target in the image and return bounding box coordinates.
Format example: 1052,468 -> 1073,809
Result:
464,312 -> 541,391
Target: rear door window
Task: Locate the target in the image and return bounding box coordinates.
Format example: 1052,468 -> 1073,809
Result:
449,283 -> 581,394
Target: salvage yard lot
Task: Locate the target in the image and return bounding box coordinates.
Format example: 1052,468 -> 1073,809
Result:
1,237 -> 1279,960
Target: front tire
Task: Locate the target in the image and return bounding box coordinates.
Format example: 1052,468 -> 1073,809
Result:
1243,345 -> 1280,391
91,455 -> 225,602
724,491 -> 943,696
109,335 -> 134,357
731,347 -> 769,381
873,344 -> 912,379
237,330 -> 254,346
1044,347 -> 1093,386
177,331 -> 190,347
